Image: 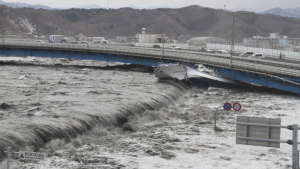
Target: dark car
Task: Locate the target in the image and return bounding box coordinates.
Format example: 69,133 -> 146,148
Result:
129,43 -> 137,47
153,44 -> 163,48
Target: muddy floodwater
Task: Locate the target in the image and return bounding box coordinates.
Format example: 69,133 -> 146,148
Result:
0,56 -> 300,169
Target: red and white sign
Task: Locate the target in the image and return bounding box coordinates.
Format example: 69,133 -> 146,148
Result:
233,103 -> 241,111
19,151 -> 45,160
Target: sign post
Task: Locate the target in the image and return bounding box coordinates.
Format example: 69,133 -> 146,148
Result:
214,103 -> 241,130
6,147 -> 9,169
214,106 -> 223,129
292,124 -> 298,169
4,148 -> 46,169
19,151 -> 46,160
4,147 -> 19,169
237,116 -> 299,169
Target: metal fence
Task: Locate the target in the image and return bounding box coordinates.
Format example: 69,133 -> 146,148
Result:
207,43 -> 300,61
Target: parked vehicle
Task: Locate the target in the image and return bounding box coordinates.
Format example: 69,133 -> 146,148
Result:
199,47 -> 214,53
214,50 -> 230,56
35,40 -> 45,43
129,43 -> 137,47
153,44 -> 163,48
248,53 -> 265,59
79,41 -> 88,44
170,44 -> 181,50
239,51 -> 254,57
48,35 -> 68,43
93,37 -> 108,45
69,41 -> 79,44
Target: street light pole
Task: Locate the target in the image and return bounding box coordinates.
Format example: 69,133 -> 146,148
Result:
87,12 -> 96,48
161,12 -> 175,55
128,11 -> 131,44
230,11 -> 248,66
2,30 -> 5,45
162,34 -> 165,55
230,14 -> 235,65
2,10 -> 8,46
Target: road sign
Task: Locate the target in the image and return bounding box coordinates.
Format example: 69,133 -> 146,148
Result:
233,103 -> 241,111
236,116 -> 300,169
236,116 -> 281,148
19,151 -> 45,160
223,103 -> 231,111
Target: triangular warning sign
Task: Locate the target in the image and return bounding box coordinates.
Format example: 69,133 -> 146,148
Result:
20,154 -> 24,158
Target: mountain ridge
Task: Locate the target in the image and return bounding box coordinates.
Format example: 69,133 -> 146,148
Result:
1,5 -> 300,43
260,7 -> 300,18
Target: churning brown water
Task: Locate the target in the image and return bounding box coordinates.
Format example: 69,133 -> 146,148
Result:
0,57 -> 189,161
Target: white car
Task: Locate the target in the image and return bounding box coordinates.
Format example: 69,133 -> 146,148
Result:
79,41 -> 88,44
172,46 -> 181,50
35,40 -> 45,43
214,50 -> 230,56
248,53 -> 265,59
170,44 -> 181,50
239,51 -> 254,57
69,41 -> 79,44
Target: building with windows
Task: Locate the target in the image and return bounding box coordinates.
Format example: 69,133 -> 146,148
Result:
137,28 -> 167,43
243,33 -> 300,50
188,37 -> 227,47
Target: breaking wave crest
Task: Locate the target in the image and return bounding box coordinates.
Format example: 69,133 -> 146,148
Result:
0,79 -> 189,161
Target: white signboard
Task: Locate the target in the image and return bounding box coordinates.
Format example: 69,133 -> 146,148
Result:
19,151 -> 46,160
236,116 -> 281,148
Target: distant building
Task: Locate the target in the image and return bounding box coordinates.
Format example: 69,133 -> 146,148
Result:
177,35 -> 186,43
116,36 -> 128,43
270,33 -> 280,39
243,33 -> 300,49
75,33 -> 87,41
138,28 -> 167,43
115,36 -> 137,43
188,37 -> 227,47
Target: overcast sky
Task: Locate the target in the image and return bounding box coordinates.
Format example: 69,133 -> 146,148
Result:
2,0 -> 300,12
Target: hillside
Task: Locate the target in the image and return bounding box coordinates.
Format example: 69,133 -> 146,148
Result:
260,7 -> 300,18
1,5 -> 300,42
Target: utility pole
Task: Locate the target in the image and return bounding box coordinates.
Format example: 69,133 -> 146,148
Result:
162,34 -> 165,55
230,15 -> 235,65
2,30 -> 5,45
161,12 -> 175,55
230,11 -> 247,66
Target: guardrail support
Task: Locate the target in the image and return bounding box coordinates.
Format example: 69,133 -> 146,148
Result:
238,121 -> 299,169
292,124 -> 299,169
7,147 -> 9,169
4,147 -> 11,169
214,106 -> 222,130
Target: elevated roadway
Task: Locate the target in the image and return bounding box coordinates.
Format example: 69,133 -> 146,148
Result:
1,42 -> 300,94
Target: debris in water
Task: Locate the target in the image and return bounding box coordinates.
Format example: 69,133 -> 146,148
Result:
18,75 -> 29,80
0,103 -> 11,109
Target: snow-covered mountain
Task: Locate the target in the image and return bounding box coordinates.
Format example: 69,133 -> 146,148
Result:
75,4 -> 105,9
260,7 -> 300,18
0,0 -> 57,10
1,0 -> 300,18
